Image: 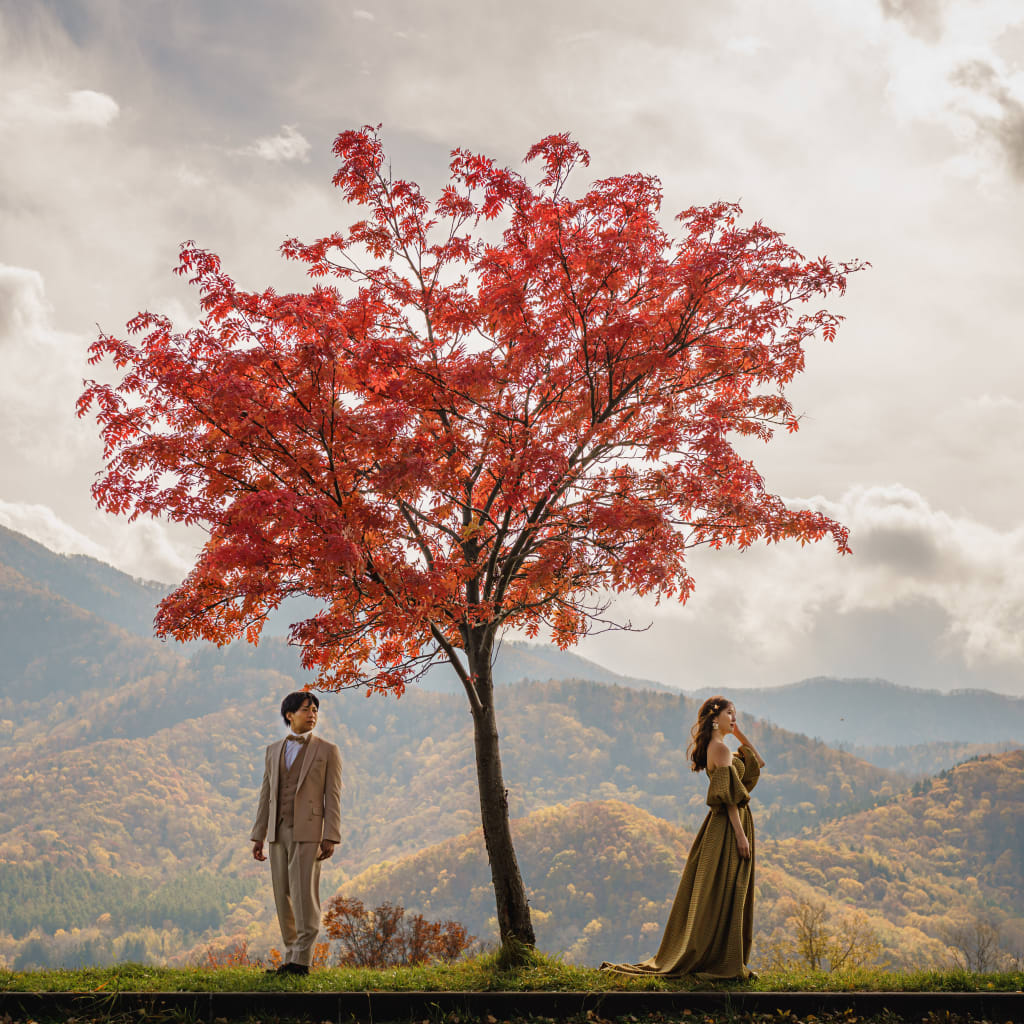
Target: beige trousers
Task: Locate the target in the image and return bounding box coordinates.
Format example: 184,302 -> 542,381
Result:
269,822 -> 322,966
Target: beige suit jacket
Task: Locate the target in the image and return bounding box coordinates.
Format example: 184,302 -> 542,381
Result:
250,735 -> 343,845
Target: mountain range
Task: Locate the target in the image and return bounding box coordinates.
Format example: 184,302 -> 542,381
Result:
0,524 -> 1020,970
693,678 -> 1024,749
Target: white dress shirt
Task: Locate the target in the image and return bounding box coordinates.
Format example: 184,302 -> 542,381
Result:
284,733 -> 309,769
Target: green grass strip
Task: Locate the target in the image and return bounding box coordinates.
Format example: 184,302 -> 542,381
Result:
1,953 -> 1022,993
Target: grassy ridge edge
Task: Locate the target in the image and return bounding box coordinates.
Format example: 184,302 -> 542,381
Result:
1,954 -> 1023,993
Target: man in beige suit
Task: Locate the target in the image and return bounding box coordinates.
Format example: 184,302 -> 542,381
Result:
251,691 -> 343,975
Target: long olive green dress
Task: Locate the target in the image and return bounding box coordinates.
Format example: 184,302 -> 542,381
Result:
601,745 -> 759,979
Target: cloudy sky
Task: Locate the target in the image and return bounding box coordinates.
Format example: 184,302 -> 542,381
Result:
2,0 -> 1023,695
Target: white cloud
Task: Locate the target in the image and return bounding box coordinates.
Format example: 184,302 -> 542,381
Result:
352,9 -> 375,21
0,85 -> 119,127
98,517 -> 196,584
0,264 -> 84,443
0,500 -> 195,584
0,264 -> 200,584
0,500 -> 107,560
246,124 -> 312,162
804,485 -> 1024,664
0,264 -> 48,336
66,89 -> 120,126
726,35 -> 769,56
729,482 -> 1024,669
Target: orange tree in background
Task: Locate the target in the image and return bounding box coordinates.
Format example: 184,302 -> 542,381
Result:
79,126 -> 863,951
323,896 -> 474,967
199,937 -> 330,969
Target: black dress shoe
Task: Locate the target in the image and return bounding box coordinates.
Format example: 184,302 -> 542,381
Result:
264,962 -> 294,974
278,962 -> 310,975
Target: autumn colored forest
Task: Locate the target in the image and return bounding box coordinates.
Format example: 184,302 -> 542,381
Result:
1,525 -> 1021,970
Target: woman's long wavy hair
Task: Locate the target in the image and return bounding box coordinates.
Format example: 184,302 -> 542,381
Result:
687,695 -> 731,772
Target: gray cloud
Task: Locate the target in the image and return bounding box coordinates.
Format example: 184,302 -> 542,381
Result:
879,0 -> 946,42
5,0 -> 738,170
855,523 -> 943,577
5,0 -> 359,159
577,485 -> 1024,697
952,59 -> 1024,180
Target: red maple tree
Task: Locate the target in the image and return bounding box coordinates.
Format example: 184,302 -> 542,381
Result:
79,126 -> 862,949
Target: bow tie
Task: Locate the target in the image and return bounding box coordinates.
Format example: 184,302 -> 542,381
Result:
287,734 -> 310,745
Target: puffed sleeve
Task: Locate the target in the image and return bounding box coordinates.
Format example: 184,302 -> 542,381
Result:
706,762 -> 751,808
733,745 -> 760,791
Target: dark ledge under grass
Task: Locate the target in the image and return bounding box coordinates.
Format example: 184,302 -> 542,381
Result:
4,963 -> 1023,1022
3,989 -> 1024,1023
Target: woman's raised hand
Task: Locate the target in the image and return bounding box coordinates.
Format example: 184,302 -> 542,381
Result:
732,722 -> 766,767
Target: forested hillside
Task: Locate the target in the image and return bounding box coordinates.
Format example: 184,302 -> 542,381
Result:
1,654 -> 903,876
845,740 -> 1018,779
817,750 -> 1024,907
1,527 -> 1020,970
0,526 -> 169,638
0,564 -> 175,709
338,751 -> 1024,967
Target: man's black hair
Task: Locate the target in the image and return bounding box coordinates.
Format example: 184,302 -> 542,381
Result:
280,691 -> 319,724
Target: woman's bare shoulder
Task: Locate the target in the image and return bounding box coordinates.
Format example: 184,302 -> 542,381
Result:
707,738 -> 732,768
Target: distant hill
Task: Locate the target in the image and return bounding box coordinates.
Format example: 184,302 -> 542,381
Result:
846,740 -> 1019,778
0,663 -> 903,877
0,563 -> 180,708
0,525 -> 169,637
815,749 -> 1024,912
760,749 -> 1024,966
418,640 -> 671,692
0,625 -> 908,966
4,524 -> 1017,742
341,800 -> 694,965
693,677 -> 1024,747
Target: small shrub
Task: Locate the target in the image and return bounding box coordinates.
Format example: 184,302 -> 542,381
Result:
322,896 -> 475,967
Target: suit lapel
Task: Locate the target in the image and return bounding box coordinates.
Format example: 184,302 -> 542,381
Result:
270,737 -> 286,792
295,734 -> 318,792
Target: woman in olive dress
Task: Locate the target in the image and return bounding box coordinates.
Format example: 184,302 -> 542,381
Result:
601,696 -> 766,980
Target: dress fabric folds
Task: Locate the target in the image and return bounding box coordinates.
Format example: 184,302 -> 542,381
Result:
600,745 -> 759,979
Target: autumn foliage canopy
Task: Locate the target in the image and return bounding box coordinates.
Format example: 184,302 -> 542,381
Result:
79,127 -> 860,695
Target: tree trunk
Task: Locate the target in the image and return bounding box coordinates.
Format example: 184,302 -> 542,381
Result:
465,636 -> 536,948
